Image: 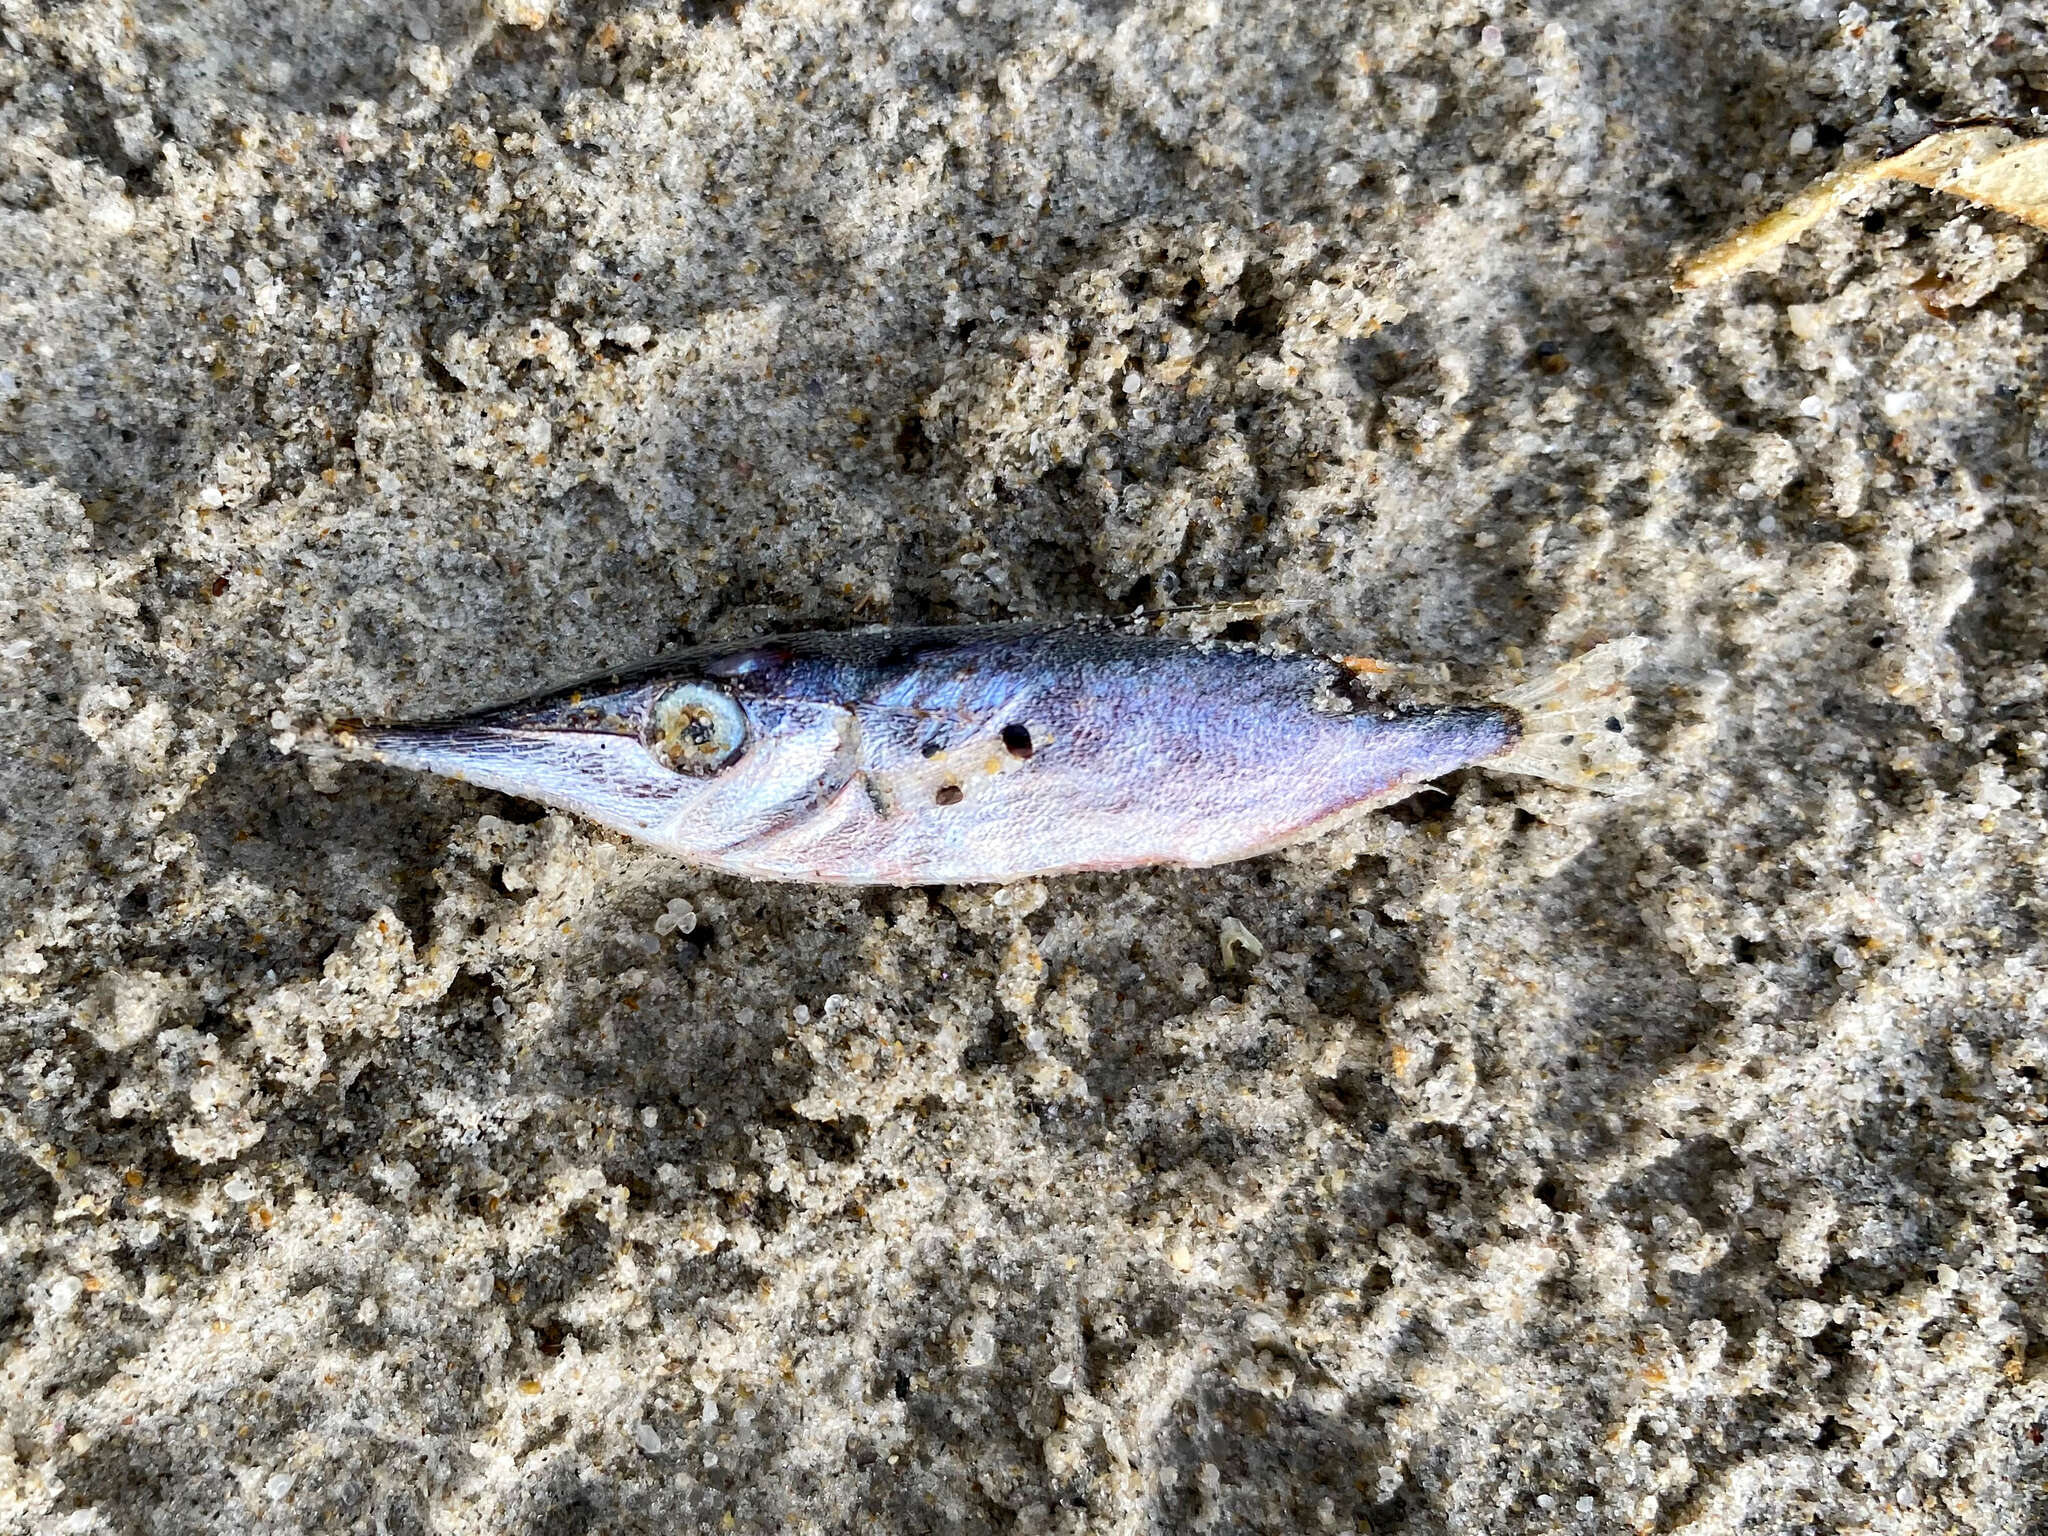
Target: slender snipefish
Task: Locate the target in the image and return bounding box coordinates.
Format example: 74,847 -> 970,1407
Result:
338,622 -> 1644,885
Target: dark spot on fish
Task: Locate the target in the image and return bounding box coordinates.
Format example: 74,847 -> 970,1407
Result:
864,776 -> 892,819
1606,716 -> 1623,733
920,736 -> 945,759
935,784 -> 963,806
1000,722 -> 1033,758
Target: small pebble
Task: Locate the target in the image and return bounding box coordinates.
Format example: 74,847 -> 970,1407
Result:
1219,916 -> 1264,970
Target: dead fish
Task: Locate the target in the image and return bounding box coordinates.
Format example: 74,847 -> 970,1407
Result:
337,623 -> 1645,885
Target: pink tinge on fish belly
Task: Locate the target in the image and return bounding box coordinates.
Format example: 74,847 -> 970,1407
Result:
693,702 -> 1521,884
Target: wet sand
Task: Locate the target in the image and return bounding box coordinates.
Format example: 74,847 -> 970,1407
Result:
4,1 -> 2047,1530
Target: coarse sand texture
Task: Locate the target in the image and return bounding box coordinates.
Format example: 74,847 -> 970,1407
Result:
4,1 -> 2048,1532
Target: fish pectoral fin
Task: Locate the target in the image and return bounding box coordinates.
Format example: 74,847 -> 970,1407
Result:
861,772 -> 894,820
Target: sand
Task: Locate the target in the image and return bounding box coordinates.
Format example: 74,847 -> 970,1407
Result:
4,0 -> 2048,1530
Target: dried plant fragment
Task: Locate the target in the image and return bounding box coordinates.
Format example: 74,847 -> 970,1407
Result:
1676,127 -> 2048,290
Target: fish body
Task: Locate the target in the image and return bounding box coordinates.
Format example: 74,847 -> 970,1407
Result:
348,623 -> 1640,885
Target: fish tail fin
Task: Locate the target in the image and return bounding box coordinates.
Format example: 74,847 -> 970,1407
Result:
1486,638 -> 1649,792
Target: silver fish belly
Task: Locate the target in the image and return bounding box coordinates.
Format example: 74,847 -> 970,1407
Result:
343,623 -> 1641,885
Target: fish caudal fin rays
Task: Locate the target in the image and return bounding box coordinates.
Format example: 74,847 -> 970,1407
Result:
1485,638 -> 1649,792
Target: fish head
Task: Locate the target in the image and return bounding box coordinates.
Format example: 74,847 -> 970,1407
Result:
345,655 -> 856,858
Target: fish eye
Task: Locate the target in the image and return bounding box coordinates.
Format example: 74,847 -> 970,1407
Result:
644,683 -> 746,775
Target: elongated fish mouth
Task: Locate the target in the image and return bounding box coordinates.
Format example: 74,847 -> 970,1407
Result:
329,717 -> 503,755
331,718 -> 562,777
331,718 -> 425,751
332,715 -> 695,817
328,666 -> 675,757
